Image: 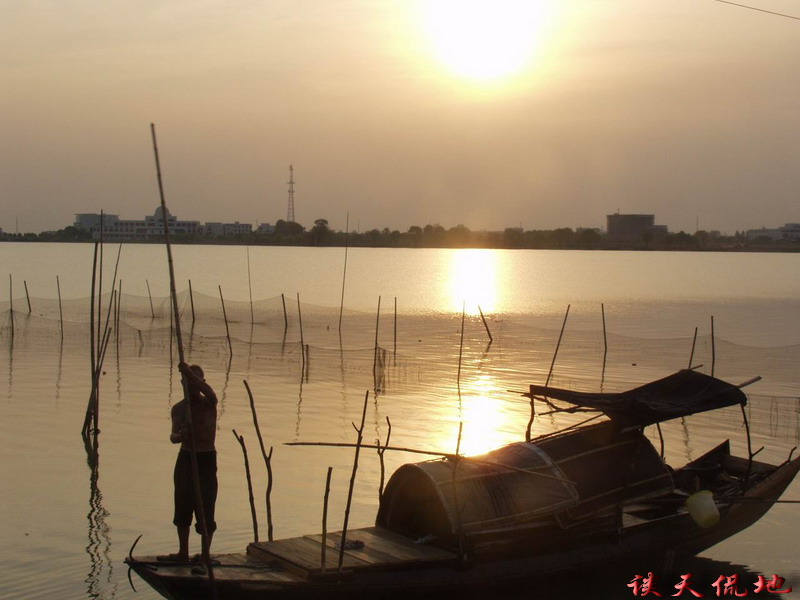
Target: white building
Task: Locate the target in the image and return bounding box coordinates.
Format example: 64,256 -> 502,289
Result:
74,208 -> 250,241
746,223 -> 800,242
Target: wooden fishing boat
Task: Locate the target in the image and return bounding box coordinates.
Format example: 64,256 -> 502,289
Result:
127,370 -> 800,599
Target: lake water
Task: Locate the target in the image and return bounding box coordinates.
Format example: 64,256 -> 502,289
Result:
1,243 -> 799,599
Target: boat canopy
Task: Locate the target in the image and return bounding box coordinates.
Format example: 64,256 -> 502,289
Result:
528,370 -> 747,429
376,422 -> 672,539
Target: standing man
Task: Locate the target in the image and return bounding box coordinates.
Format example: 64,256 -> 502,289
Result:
159,362 -> 218,564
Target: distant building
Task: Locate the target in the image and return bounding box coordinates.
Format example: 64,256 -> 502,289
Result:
746,223 -> 800,242
204,222 -> 253,237
256,223 -> 276,234
74,208 -> 250,241
606,213 -> 667,242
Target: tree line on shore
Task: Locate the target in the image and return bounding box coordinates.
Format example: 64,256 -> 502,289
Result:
2,219 -> 797,251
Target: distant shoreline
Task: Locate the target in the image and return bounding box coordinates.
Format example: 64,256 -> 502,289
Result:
2,236 -> 798,253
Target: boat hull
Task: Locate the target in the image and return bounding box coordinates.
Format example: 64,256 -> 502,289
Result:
128,454 -> 800,600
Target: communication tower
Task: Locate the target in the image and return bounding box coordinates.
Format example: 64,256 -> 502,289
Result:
287,164 -> 296,223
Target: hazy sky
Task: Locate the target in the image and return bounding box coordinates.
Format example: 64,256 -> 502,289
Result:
2,1 -> 799,234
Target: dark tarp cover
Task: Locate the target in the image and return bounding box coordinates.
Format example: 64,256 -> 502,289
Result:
528,370 -> 747,428
376,423 -> 672,538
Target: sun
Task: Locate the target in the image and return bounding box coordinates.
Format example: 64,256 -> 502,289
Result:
417,0 -> 558,82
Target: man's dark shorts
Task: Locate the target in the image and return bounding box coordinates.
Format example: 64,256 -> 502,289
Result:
173,450 -> 217,534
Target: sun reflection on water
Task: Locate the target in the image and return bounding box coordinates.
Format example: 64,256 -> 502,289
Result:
448,249 -> 500,315
437,374 -> 520,456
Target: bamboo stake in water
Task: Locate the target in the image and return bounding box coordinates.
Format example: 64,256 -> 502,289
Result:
688,326 -> 699,369
188,279 -> 196,324
146,279 -> 155,319
393,297 -> 397,357
600,303 -> 608,391
338,390 -> 370,573
8,274 -> 14,338
150,123 -> 216,589
478,305 -> 493,344
338,212 -> 350,335
457,302 -> 466,387
57,275 -> 64,340
232,429 -> 259,542
377,416 -> 392,500
243,380 -> 274,541
321,466 -> 333,574
281,293 -> 288,335
710,316 -> 716,377
372,296 -> 381,387
24,281 -> 31,314
219,285 -> 232,356
297,293 -> 304,347
527,304 -> 570,442
246,247 -> 254,326
546,304 -> 570,387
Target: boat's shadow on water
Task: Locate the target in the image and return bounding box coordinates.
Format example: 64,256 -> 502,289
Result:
471,557 -> 794,600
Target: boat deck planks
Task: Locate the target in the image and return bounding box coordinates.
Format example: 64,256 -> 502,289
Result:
249,526 -> 457,576
135,553 -> 303,583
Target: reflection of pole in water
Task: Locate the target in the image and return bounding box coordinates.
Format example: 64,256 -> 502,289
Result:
600,303 -> 608,393
8,274 -> 14,339
84,439 -> 114,600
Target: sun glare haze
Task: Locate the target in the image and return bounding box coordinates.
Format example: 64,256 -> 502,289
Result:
416,0 -> 560,83
448,249 -> 499,314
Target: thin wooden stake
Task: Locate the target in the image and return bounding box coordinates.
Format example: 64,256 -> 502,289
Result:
7,274 -> 13,339
601,303 -> 608,392
297,293 -> 304,347
372,296 -> 381,386
219,285 -> 233,355
393,297 -> 397,357
338,391 -> 369,573
527,304 -> 570,441
377,416 -> 392,500
24,280 -> 31,313
281,293 -> 288,334
321,466 -> 333,574
146,279 -> 155,319
246,247 -> 254,326
546,304 -> 570,386
338,212 -> 349,334
233,429 -> 259,542
57,275 -> 64,339
478,305 -> 493,344
188,280 -> 196,324
710,316 -> 716,377
688,327 -> 698,369
150,123 -> 216,591
243,380 -> 274,541
457,302 -> 466,387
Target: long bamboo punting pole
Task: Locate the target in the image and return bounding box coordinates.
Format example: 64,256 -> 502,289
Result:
337,390 -> 369,573
243,380 -> 274,541
393,297 -> 397,358
150,123 -> 216,590
232,429 -> 259,542
600,303 -> 608,392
